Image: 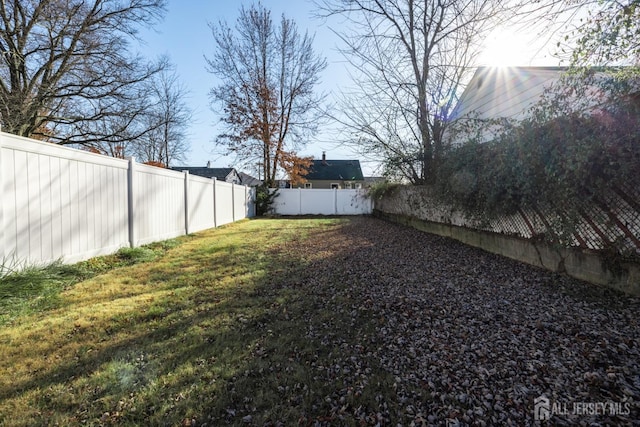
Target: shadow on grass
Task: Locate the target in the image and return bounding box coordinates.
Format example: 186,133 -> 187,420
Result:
4,216 -> 639,426
0,218 -> 387,426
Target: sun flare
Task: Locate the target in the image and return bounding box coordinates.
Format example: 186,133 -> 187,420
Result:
479,26 -> 536,67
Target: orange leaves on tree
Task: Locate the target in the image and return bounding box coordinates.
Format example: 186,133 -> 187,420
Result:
280,152 -> 312,186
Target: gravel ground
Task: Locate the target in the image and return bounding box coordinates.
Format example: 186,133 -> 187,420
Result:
286,216 -> 640,426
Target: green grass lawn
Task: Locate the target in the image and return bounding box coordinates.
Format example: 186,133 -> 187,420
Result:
0,218 -> 389,426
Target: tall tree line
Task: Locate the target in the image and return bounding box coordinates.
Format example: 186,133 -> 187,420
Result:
206,3 -> 327,186
0,0 -> 190,166
315,0 -> 638,184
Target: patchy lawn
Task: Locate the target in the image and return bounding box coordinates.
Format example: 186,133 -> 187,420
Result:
0,217 -> 638,426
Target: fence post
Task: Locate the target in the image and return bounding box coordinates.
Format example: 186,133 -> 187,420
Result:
127,157 -> 136,248
251,187 -> 256,217
244,185 -> 248,218
212,177 -> 217,228
231,182 -> 236,221
0,126 -> 4,260
334,187 -> 338,215
183,170 -> 190,235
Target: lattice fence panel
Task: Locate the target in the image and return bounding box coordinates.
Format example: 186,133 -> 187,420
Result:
479,186 -> 640,255
379,185 -> 640,255
487,211 -> 533,238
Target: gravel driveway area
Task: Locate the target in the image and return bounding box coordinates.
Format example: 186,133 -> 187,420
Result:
293,216 -> 640,426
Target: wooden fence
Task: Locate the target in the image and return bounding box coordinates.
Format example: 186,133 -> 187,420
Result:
0,132 -> 254,266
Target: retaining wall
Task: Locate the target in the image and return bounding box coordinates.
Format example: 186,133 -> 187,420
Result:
375,186 -> 640,295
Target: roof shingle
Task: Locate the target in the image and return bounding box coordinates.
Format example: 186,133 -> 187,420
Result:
305,159 -> 364,181
170,167 -> 235,181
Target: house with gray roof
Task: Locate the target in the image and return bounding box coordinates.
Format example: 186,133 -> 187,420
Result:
170,163 -> 242,184
292,152 -> 364,189
238,171 -> 262,187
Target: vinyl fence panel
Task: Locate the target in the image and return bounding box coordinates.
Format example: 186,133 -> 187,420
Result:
300,189 -> 336,215
1,133 -> 129,264
188,175 -> 215,233
132,164 -> 186,246
336,190 -> 373,215
214,180 -> 235,226
243,186 -> 255,218
233,184 -> 248,222
0,132 -> 254,267
271,188 -> 302,215
270,189 -> 373,216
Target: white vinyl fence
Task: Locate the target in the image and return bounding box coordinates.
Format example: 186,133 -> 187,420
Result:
271,188 -> 372,215
0,132 -> 254,266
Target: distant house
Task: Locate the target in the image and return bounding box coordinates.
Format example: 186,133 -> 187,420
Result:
294,152 -> 365,189
238,171 -> 262,187
446,66 -> 639,146
446,66 -> 567,145
170,163 -> 242,184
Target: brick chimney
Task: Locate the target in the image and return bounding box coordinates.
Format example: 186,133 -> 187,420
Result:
322,151 -> 326,161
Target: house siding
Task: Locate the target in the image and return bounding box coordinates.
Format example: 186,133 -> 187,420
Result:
302,179 -> 364,189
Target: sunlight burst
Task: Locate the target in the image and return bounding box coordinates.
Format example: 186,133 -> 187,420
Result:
479,26 -> 537,67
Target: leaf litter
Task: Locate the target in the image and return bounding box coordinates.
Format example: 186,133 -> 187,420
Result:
222,216 -> 640,426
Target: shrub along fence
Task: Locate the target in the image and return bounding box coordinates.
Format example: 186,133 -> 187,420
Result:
375,185 -> 640,295
0,132 -> 254,266
382,87 -> 640,295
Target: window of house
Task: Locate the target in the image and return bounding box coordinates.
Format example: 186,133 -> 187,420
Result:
354,183 -> 362,189
344,182 -> 353,189
304,183 -> 312,189
330,183 -> 340,189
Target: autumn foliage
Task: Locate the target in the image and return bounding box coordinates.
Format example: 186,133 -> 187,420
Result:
143,161 -> 166,168
207,4 -> 326,187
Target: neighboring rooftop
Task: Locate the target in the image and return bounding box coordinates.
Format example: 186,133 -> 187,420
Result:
305,153 -> 364,181
170,164 -> 242,183
238,171 -> 262,187
170,166 -> 233,180
449,66 -> 567,123
447,66 -> 640,146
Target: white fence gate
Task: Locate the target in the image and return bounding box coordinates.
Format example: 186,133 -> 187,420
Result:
271,188 -> 372,215
0,132 -> 254,266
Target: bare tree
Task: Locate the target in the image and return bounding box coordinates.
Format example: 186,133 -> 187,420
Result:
569,0 -> 639,66
0,0 -> 167,146
316,0 -> 522,184
132,68 -> 192,167
206,3 -> 326,187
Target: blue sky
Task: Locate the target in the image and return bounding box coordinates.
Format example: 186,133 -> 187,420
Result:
138,0 -> 356,174
138,0 -> 561,176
